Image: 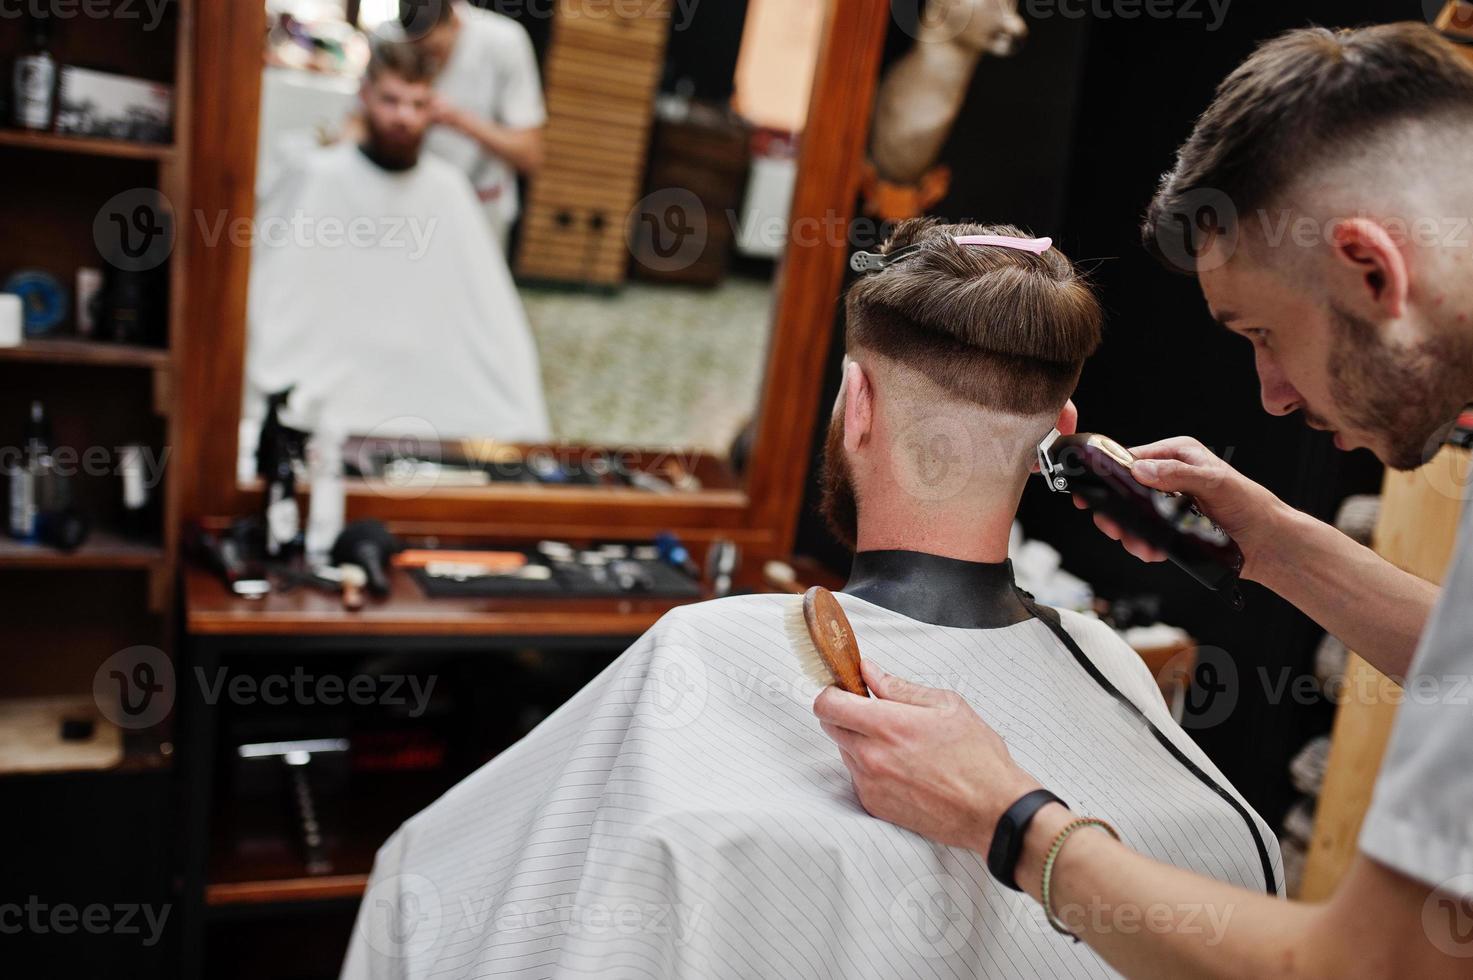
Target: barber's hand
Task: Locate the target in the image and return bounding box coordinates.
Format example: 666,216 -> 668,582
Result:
429,95 -> 469,133
1074,435 -> 1285,580
813,661 -> 1042,854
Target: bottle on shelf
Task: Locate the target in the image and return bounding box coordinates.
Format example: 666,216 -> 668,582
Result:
257,388 -> 305,560
8,401 -> 54,540
118,444 -> 161,541
12,17 -> 56,132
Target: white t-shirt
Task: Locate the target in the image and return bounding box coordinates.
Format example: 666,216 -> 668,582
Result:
1359,500 -> 1473,902
424,2 -> 545,246
341,592 -> 1280,979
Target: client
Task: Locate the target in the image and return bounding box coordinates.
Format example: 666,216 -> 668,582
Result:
244,36 -> 550,448
341,221 -> 1280,980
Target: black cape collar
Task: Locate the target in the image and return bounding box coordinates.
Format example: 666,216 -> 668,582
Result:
842,549 -> 1032,630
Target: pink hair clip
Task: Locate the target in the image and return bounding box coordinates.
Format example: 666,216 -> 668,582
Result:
850,233 -> 1053,273
953,234 -> 1053,254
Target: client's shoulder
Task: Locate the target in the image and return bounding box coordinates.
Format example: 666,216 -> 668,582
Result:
1052,607 -> 1170,713
652,592 -> 795,636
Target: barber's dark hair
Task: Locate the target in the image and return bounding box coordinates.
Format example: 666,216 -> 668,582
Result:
1144,22 -> 1473,275
366,33 -> 441,84
845,219 -> 1102,416
399,0 -> 454,35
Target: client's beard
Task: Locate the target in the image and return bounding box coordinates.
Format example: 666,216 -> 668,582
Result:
362,120 -> 423,172
818,410 -> 858,551
1328,303 -> 1473,471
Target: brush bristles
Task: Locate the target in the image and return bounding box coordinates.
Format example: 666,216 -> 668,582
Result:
784,597 -> 839,690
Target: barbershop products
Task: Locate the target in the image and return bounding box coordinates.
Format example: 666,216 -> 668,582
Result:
12,18 -> 55,130
8,401 -> 52,540
0,293 -> 21,348
305,426 -> 345,566
118,444 -> 158,540
258,390 -> 304,559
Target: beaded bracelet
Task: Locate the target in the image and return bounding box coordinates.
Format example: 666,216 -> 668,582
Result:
1041,818 -> 1121,940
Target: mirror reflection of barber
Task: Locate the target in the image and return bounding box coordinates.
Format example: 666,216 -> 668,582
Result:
397,0 -> 546,254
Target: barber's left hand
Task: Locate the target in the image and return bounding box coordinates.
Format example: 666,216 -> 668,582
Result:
429,95 -> 469,133
813,661 -> 1042,853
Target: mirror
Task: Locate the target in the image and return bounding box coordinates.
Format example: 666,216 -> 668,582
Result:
239,0 -> 827,497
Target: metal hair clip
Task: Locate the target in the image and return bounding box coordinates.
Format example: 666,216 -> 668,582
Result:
849,244 -> 923,273
850,234 -> 1054,274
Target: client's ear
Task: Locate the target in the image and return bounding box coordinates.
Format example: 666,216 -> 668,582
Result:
842,360 -> 874,452
1056,398 -> 1079,437
1030,399 -> 1079,473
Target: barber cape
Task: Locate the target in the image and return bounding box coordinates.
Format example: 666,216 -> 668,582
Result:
244,142 -> 551,444
342,593 -> 1282,980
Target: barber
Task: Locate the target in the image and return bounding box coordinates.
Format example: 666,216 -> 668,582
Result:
398,0 -> 546,253
814,22 -> 1473,977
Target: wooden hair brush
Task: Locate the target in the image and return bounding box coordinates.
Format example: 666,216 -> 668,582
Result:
785,586 -> 869,696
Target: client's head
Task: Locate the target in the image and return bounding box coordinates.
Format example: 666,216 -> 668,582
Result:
820,219 -> 1102,552
359,35 -> 441,169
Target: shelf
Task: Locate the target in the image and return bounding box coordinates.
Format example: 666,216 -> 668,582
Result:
208,874 -> 369,908
0,338 -> 171,369
0,529 -> 163,570
0,129 -> 177,161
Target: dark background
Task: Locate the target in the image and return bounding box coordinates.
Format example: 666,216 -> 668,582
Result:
794,1 -> 1428,828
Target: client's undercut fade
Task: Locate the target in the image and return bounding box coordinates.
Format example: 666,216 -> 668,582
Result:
1144,22 -> 1473,275
845,219 -> 1102,417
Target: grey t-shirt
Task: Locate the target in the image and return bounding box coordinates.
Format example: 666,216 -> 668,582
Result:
1359,496 -> 1473,901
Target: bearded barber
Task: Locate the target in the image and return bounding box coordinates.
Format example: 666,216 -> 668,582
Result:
814,23 -> 1473,978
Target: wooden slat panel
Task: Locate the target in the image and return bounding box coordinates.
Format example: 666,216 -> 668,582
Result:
1300,447 -> 1470,899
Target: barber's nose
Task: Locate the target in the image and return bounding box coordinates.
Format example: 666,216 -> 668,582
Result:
1254,349 -> 1301,417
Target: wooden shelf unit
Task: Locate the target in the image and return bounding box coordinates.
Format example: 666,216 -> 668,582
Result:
0,128 -> 177,161
0,337 -> 171,368
0,3 -> 193,699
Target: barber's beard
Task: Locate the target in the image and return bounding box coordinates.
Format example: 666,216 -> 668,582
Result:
1327,303 -> 1473,471
818,410 -> 858,551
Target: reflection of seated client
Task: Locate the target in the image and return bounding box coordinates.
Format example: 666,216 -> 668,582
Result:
244,38 -> 550,453
342,222 -> 1281,980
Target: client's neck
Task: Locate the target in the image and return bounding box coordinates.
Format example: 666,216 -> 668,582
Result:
843,479 -> 1033,629
852,482 -> 1022,563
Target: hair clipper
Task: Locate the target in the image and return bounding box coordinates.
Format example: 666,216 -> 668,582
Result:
1037,430 -> 1245,609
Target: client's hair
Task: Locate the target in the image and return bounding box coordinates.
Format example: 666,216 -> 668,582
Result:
365,33 -> 441,85
845,219 -> 1102,416
1144,23 -> 1473,275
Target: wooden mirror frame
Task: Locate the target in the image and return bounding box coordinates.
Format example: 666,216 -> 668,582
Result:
179,0 -> 891,556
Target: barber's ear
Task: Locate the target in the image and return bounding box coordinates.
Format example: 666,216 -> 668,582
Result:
1330,218 -> 1408,319
842,360 -> 873,453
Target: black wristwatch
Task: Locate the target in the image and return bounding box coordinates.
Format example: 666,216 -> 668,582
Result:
986,788 -> 1066,891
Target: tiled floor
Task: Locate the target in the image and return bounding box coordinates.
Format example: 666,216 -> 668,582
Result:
522,276 -> 775,456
